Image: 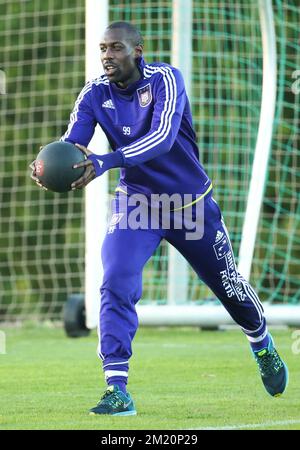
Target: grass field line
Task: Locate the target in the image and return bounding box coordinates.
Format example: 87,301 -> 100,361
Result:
188,419 -> 300,430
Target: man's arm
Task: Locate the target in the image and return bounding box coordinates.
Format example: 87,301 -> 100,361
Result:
62,81 -> 124,189
61,80 -> 97,146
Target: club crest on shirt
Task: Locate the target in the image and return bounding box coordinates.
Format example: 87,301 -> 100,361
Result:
137,83 -> 152,107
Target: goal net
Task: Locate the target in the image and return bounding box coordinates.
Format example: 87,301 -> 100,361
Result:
0,0 -> 299,323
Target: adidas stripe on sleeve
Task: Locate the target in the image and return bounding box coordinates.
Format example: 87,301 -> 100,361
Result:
60,78 -> 108,147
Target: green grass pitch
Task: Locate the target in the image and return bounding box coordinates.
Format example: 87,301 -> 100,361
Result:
0,325 -> 299,430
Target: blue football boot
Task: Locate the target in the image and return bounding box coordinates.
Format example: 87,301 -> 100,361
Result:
253,334 -> 288,397
89,385 -> 137,416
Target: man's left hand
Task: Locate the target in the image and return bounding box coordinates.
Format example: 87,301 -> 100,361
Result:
72,143 -> 124,189
71,143 -> 96,190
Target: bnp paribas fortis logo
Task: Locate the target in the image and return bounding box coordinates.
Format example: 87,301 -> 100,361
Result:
0,69 -> 6,95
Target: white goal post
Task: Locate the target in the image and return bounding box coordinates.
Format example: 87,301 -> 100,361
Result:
238,0 -> 277,281
167,0 -> 192,306
84,0 -> 109,329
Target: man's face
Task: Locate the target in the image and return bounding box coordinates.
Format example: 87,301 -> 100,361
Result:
100,28 -> 142,87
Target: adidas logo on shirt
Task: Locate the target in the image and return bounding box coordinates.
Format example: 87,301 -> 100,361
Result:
102,99 -> 115,109
215,230 -> 224,242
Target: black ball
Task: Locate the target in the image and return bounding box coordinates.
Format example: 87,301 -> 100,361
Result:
35,141 -> 85,192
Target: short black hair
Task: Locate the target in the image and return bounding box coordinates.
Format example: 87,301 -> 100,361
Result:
106,21 -> 144,47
